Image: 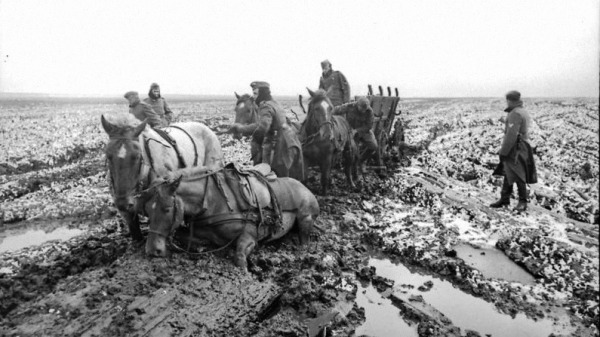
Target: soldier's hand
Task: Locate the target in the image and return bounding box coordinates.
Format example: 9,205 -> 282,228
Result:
228,124 -> 240,133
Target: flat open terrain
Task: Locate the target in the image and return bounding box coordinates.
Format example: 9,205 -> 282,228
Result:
0,96 -> 598,336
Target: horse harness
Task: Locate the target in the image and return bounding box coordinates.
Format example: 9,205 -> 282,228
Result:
145,125 -> 199,169
146,183 -> 239,256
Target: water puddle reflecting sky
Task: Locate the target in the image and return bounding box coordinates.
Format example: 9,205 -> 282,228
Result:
354,281 -> 418,337
0,227 -> 84,253
454,244 -> 536,284
354,257 -> 573,337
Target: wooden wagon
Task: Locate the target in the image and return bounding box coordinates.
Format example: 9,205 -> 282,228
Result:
361,84 -> 403,171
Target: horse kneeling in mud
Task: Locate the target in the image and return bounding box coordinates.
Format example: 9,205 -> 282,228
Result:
141,164 -> 319,271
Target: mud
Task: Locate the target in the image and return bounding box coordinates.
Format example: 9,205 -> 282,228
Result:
0,98 -> 598,337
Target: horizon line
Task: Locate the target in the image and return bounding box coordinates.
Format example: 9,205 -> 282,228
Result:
0,92 -> 598,100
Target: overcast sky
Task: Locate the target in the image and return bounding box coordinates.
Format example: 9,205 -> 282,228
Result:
0,0 -> 598,97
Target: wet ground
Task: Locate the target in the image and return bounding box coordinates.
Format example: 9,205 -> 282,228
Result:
0,97 -> 598,336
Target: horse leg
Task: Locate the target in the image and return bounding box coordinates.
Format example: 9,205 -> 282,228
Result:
234,230 -> 257,272
120,210 -> 143,242
296,213 -> 314,245
343,143 -> 357,190
319,155 -> 332,195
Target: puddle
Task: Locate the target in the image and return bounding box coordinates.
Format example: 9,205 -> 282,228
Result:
354,282 -> 418,337
454,244 -> 536,284
0,227 -> 84,253
361,258 -> 574,337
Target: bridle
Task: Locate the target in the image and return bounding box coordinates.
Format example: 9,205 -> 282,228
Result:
146,190 -> 179,239
106,137 -> 150,205
236,97 -> 259,124
303,99 -> 334,145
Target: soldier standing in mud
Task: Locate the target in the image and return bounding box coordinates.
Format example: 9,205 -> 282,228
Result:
319,59 -> 351,107
333,97 -> 378,174
124,91 -> 167,128
490,90 -> 537,211
143,83 -> 174,124
229,81 -> 304,181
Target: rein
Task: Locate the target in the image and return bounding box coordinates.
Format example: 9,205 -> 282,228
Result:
303,120 -> 334,145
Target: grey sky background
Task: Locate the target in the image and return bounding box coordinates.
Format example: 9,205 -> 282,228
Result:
0,0 -> 598,97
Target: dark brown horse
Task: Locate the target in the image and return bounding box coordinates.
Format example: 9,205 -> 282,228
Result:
300,89 -> 358,195
232,93 -> 259,139
142,165 -> 319,271
232,92 -> 302,138
101,115 -> 223,241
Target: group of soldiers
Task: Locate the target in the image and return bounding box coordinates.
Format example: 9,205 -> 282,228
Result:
123,62 -> 537,211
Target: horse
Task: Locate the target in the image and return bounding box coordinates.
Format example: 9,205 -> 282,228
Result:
141,164 -> 319,271
232,92 -> 303,138
101,114 -> 223,241
300,88 -> 358,195
232,93 -> 259,139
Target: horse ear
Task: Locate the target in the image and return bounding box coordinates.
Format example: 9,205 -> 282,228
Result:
235,92 -> 241,99
133,121 -> 147,137
101,115 -> 115,134
306,88 -> 316,97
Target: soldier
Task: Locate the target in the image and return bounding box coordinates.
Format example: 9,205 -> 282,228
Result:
124,91 -> 167,128
490,90 -> 537,211
143,83 -> 174,124
333,97 -> 378,173
229,81 -> 304,180
319,59 -> 350,107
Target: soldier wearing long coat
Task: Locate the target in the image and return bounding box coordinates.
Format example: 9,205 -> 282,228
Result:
229,82 -> 304,181
333,97 -> 378,173
124,91 -> 167,128
143,83 -> 174,124
490,90 -> 537,211
319,60 -> 350,107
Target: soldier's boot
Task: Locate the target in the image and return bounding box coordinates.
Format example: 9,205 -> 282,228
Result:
490,178 -> 512,208
513,182 -> 528,212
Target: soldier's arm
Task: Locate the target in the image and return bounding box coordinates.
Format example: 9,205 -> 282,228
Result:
143,105 -> 164,128
163,99 -> 174,123
254,107 -> 273,140
499,111 -> 523,156
319,77 -> 325,90
332,103 -> 349,116
236,122 -> 259,136
338,72 -> 351,103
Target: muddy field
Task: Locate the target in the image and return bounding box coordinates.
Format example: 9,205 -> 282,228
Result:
0,96 -> 598,337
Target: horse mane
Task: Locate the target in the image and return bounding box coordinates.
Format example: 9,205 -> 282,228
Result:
236,94 -> 253,106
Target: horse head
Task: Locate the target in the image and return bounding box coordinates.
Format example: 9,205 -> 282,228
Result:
306,88 -> 334,140
101,115 -> 147,213
144,175 -> 185,257
232,92 -> 258,139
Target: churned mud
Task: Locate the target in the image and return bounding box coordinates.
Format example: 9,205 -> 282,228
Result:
0,97 -> 598,336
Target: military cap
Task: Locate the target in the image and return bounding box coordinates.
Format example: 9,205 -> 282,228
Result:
150,83 -> 160,89
505,90 -> 521,102
124,91 -> 139,99
321,59 -> 331,67
356,97 -> 370,111
250,81 -> 270,89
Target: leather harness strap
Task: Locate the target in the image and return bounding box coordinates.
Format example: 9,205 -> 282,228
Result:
169,125 -> 199,166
